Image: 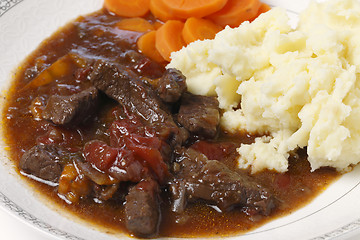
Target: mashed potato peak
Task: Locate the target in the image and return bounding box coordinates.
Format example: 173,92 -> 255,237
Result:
168,0 -> 360,173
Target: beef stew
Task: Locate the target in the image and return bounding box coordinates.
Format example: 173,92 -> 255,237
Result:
2,8 -> 339,238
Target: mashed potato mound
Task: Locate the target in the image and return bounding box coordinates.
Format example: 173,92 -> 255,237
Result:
168,0 -> 360,173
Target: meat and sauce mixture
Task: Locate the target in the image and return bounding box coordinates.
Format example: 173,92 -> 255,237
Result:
2,8 -> 339,238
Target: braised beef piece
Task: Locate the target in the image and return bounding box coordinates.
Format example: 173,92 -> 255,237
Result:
42,86 -> 99,125
125,179 -> 161,238
157,68 -> 187,103
19,145 -> 66,183
170,148 -> 276,216
88,60 -> 188,145
177,93 -> 220,138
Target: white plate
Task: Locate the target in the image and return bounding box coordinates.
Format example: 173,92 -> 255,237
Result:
1,0 -> 360,239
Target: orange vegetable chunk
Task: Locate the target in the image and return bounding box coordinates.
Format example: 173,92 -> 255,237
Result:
257,2 -> 271,16
104,0 -> 150,17
207,0 -> 261,28
155,20 -> 186,62
182,17 -> 222,44
149,0 -> 182,22
161,0 -> 228,18
115,17 -> 154,32
24,54 -> 74,89
137,31 -> 166,63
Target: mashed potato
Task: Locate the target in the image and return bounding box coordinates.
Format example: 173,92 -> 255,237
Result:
168,0 -> 360,173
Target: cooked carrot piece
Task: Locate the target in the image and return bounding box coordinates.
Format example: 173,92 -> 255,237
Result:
250,3 -> 271,21
149,0 -> 182,22
69,53 -> 87,68
26,70 -> 53,89
137,31 -> 166,63
58,164 -> 78,195
25,54 -> 72,88
257,2 -> 271,15
155,20 -> 186,61
24,54 -> 87,89
161,0 -> 228,18
58,163 -> 91,204
115,17 -> 155,32
207,0 -> 261,28
104,0 -> 150,17
182,17 -> 222,44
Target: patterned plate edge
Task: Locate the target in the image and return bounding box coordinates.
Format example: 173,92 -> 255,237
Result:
0,191 -> 84,240
0,0 -> 23,17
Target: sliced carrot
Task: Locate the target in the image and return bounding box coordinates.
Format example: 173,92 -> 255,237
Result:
250,3 -> 271,21
26,70 -> 53,89
207,0 -> 261,28
182,17 -> 222,44
115,17 -> 154,32
24,54 -> 72,88
161,0 -> 228,18
137,31 -> 166,63
104,0 -> 150,17
149,0 -> 181,22
155,20 -> 186,61
24,54 -> 86,89
257,2 -> 271,15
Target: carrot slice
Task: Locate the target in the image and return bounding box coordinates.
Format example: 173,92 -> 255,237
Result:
182,17 -> 222,44
161,0 -> 228,18
115,17 -> 154,32
24,54 -> 74,89
104,0 -> 150,17
250,3 -> 271,21
149,0 -> 181,22
257,2 -> 271,15
155,20 -> 186,61
137,31 -> 165,63
207,0 -> 261,28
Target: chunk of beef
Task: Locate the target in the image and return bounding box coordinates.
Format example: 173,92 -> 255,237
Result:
170,148 -> 276,216
177,93 -> 220,138
88,60 -> 188,145
19,145 -> 65,183
88,60 -> 166,124
157,68 -> 186,103
42,87 -> 99,125
125,179 -> 161,238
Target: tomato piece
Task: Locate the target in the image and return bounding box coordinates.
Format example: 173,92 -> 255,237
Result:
106,117 -> 169,182
109,149 -> 145,182
109,119 -> 143,147
83,140 -> 118,171
129,144 -> 168,183
129,134 -> 162,148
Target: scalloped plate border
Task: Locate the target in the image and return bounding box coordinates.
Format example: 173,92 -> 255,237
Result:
0,0 -> 23,17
